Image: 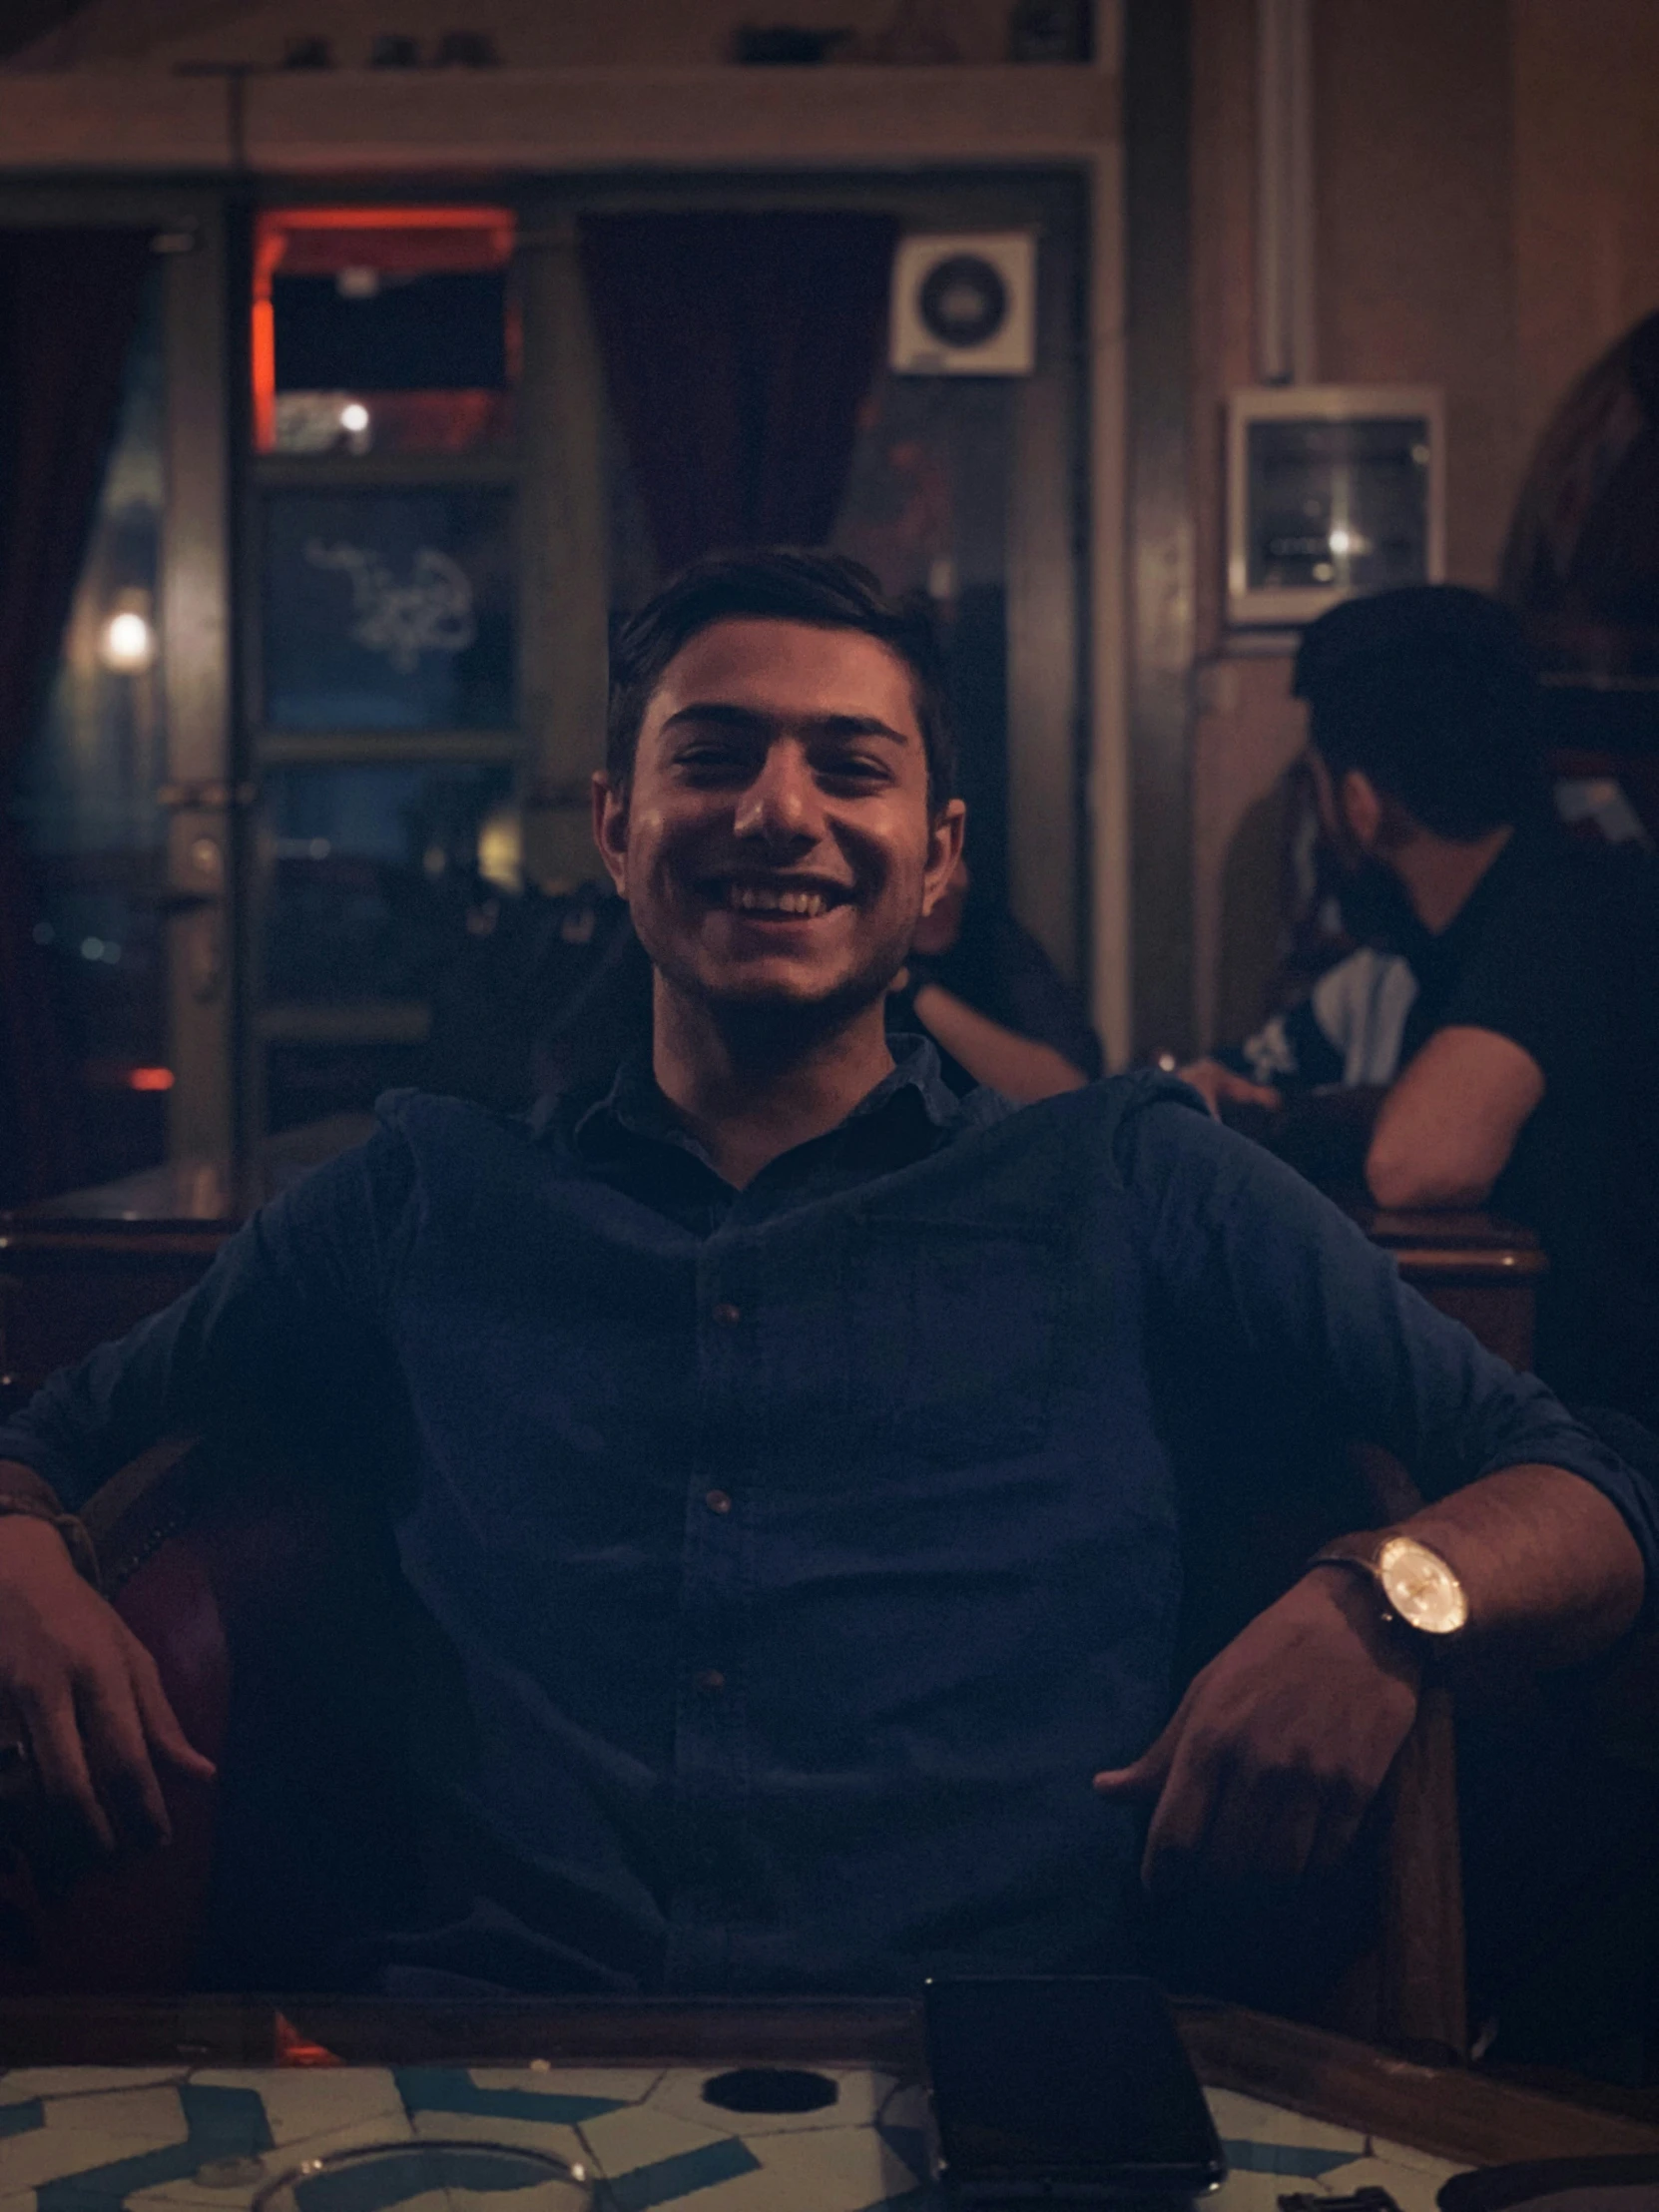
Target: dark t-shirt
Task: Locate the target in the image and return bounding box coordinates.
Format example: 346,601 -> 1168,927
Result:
1232,827 -> 1659,1420
1406,830 -> 1659,1419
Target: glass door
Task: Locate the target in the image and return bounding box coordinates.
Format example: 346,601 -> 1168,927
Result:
248,205 -> 526,1135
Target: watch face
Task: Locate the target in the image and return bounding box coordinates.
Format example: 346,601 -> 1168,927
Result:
1378,1535 -> 1468,1636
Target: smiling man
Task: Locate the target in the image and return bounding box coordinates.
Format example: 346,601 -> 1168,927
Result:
592,604 -> 964,1190
0,551 -> 1653,2001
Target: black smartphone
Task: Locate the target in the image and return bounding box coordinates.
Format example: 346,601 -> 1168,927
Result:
923,1974 -> 1228,2204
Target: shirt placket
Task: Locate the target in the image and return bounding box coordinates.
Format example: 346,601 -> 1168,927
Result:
663,1230 -> 761,1989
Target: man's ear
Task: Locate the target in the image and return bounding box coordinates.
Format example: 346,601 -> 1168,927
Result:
592,770 -> 629,896
918,799 -> 968,915
1339,768 -> 1383,853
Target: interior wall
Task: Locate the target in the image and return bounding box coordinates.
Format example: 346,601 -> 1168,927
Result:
1189,0 -> 1292,1052
1510,0 -> 1659,463
1186,0 -> 1659,1056
1316,0 -> 1518,588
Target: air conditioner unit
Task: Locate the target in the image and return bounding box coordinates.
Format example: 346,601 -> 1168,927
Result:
890,233 -> 1036,376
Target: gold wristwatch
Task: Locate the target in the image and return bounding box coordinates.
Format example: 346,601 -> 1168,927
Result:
1309,1530 -> 1470,1646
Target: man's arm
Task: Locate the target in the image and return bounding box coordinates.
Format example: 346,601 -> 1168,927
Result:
1368,851 -> 1616,1209
1095,1459 -> 1640,1888
911,980 -> 1090,1102
0,1512 -> 217,1854
1184,949 -> 1421,1134
0,1122 -> 414,1860
1366,1023 -> 1544,1208
1094,1086 -> 1656,1891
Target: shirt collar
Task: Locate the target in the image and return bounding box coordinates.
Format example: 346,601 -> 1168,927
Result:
561,1031 -> 961,1169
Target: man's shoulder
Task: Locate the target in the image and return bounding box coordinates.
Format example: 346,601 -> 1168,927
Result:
965,1068 -> 1212,1184
1452,833 -> 1659,1029
1474,829 -> 1649,942
996,1070 -> 1371,1282
373,1082 -> 526,1133
255,1089 -> 545,1238
367,1085 -> 547,1176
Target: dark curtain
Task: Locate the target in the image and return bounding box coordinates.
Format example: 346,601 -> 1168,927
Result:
0,230 -> 153,1204
577,212 -> 898,575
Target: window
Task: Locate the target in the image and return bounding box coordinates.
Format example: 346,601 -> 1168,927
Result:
12,270 -> 171,1184
250,207 -> 525,1130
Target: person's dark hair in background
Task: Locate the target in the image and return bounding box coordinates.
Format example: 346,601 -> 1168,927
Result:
606,547 -> 957,815
1296,584 -> 1547,839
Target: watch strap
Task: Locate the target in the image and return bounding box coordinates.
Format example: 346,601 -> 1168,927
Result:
1310,1530 -> 1393,1581
1308,1529 -> 1467,1646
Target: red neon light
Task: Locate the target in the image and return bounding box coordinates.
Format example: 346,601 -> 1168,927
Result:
127,1067 -> 176,1092
251,206 -> 516,448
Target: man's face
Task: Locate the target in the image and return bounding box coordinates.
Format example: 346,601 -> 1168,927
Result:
594,618 -> 964,1023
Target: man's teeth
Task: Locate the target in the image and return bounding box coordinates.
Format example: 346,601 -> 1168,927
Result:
728,884 -> 830,916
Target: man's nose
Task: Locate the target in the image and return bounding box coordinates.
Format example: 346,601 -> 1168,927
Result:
733,744 -> 823,848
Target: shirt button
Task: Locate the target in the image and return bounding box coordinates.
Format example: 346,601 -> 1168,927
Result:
704,1488 -> 733,1515
694,1667 -> 727,1695
712,1301 -> 742,1327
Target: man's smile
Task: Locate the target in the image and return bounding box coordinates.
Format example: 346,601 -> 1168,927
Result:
699,874 -> 853,921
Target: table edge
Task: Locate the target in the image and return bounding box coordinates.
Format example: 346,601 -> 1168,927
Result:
0,1997 -> 1654,2165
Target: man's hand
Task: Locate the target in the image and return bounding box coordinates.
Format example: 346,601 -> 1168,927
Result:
0,1518 -> 215,1860
1093,1568 -> 1418,1893
1177,1058 -> 1283,1120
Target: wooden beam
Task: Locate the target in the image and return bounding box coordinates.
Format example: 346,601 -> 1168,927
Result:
1124,0 -> 1196,1059
0,65 -> 1120,173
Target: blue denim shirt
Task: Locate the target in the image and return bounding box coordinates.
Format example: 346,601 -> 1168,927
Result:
2,1044 -> 1652,1996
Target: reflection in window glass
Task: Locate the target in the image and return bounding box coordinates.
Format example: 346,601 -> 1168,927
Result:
256,209 -> 517,455
1246,416 -> 1431,593
11,272 -> 170,1184
262,759 -> 515,1003
262,489 -> 515,731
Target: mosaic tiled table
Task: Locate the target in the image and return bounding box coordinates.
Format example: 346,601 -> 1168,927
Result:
5,1999 -> 1657,2212
0,2054 -> 1472,2212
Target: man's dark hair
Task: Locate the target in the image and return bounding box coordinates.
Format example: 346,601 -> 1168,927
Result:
1293,585 -> 1545,839
606,548 -> 957,814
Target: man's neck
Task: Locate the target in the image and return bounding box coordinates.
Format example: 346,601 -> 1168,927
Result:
651,982 -> 895,1189
1386,821 -> 1514,935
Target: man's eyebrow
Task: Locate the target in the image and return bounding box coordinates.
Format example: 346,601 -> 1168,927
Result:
662,702 -> 914,744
